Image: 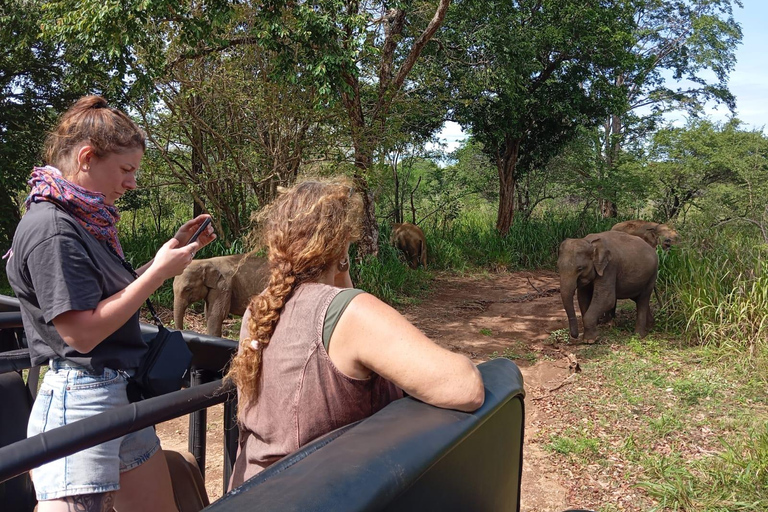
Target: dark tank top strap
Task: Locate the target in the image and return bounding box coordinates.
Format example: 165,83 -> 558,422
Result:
322,288 -> 365,351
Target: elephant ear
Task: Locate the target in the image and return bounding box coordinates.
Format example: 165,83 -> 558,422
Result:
644,225 -> 659,245
204,266 -> 230,290
591,238 -> 611,276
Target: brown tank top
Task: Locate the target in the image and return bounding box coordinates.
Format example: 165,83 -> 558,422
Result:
229,283 -> 403,488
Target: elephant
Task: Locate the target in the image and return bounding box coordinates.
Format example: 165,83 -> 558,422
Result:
173,252 -> 269,337
557,231 -> 659,342
611,220 -> 680,250
391,222 -> 427,269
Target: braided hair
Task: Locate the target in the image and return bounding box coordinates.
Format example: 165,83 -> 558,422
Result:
226,178 -> 363,410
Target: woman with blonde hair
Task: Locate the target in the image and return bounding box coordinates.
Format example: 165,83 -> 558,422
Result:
227,178 -> 484,487
7,95 -> 215,512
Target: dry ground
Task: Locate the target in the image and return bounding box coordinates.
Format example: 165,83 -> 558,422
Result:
156,270 -> 617,509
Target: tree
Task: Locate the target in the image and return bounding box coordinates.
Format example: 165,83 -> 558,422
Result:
38,0 -> 346,242
0,0 -> 85,262
38,0 -> 452,254
597,0 -> 742,217
138,44 -> 338,241
643,119 -> 739,221
442,0 -> 635,234
303,0 -> 455,255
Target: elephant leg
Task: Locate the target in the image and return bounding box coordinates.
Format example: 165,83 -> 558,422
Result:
646,304 -> 655,331
635,289 -> 654,337
599,301 -> 617,327
577,284 -> 592,319
205,290 -> 231,337
583,282 -> 616,343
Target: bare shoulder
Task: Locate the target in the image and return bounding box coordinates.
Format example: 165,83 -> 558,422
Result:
343,291 -> 401,324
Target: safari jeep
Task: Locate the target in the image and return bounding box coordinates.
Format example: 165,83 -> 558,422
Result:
0,293 -> 590,512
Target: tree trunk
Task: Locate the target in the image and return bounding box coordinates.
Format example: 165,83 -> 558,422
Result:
600,112 -> 622,218
495,138 -> 520,235
600,199 -> 618,218
191,95 -> 205,218
353,147 -> 379,258
355,173 -> 379,258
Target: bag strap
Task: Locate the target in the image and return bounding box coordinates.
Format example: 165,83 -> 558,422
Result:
105,245 -> 164,327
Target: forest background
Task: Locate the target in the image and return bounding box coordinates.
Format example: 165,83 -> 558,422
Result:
3,0 -> 765,340
2,0 -> 766,373
2,0 -> 768,508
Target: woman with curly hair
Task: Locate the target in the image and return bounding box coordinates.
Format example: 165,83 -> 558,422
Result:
226,178 -> 484,486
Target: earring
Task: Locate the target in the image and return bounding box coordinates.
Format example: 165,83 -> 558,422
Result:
337,258 -> 349,272
81,164 -> 89,171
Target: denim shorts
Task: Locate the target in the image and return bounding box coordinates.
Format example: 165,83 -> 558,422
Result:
27,359 -> 160,501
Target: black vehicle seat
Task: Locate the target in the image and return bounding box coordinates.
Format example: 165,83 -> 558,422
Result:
0,370 -> 37,512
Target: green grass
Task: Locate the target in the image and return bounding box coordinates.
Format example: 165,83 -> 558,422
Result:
425,208 -> 616,271
546,428 -> 601,458
488,343 -> 539,363
638,427 -> 768,511
546,335 -> 768,511
655,227 -> 768,379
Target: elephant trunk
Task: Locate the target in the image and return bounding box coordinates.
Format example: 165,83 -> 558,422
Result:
560,281 -> 579,339
173,294 -> 187,331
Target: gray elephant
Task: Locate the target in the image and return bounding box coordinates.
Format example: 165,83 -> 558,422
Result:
391,222 -> 427,269
173,252 -> 269,336
557,231 -> 659,342
611,220 -> 680,251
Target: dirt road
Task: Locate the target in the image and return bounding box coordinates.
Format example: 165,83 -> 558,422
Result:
157,270 -> 580,510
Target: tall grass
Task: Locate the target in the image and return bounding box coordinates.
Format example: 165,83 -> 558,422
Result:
351,232 -> 431,305
656,227 -> 768,367
426,207 -> 615,271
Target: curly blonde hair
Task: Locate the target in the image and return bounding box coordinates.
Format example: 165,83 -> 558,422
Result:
225,177 -> 363,410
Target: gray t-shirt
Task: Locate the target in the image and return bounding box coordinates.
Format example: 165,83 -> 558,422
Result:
6,201 -> 147,372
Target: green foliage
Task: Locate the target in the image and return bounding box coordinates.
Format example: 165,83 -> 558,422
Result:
0,0 -> 85,257
426,207 -> 615,271
656,226 -> 768,367
350,236 -> 431,306
442,0 -> 636,231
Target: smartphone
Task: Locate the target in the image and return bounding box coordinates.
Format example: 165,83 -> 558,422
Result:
187,218 -> 211,246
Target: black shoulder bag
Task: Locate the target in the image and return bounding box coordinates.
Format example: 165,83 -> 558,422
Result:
111,250 -> 193,403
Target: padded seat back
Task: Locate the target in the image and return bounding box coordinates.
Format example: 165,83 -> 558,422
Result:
208,358 -> 525,512
0,371 -> 36,512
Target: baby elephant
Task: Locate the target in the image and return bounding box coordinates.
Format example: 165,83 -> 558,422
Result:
558,231 -> 659,342
611,220 -> 680,250
173,252 -> 269,336
391,222 -> 427,269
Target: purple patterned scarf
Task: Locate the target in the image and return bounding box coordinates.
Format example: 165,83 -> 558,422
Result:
25,166 -> 124,257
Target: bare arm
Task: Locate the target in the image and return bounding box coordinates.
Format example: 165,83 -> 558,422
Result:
328,293 -> 485,412
53,238 -> 199,353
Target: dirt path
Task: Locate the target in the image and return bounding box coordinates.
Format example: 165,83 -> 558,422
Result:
157,270 -> 580,509
399,271 -> 575,512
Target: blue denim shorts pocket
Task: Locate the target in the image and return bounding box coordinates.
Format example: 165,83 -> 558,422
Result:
67,367 -> 121,390
27,363 -> 160,501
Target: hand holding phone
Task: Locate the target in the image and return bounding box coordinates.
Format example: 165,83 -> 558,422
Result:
187,217 -> 212,246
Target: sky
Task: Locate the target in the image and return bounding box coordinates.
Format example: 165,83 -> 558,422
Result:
436,0 -> 768,153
